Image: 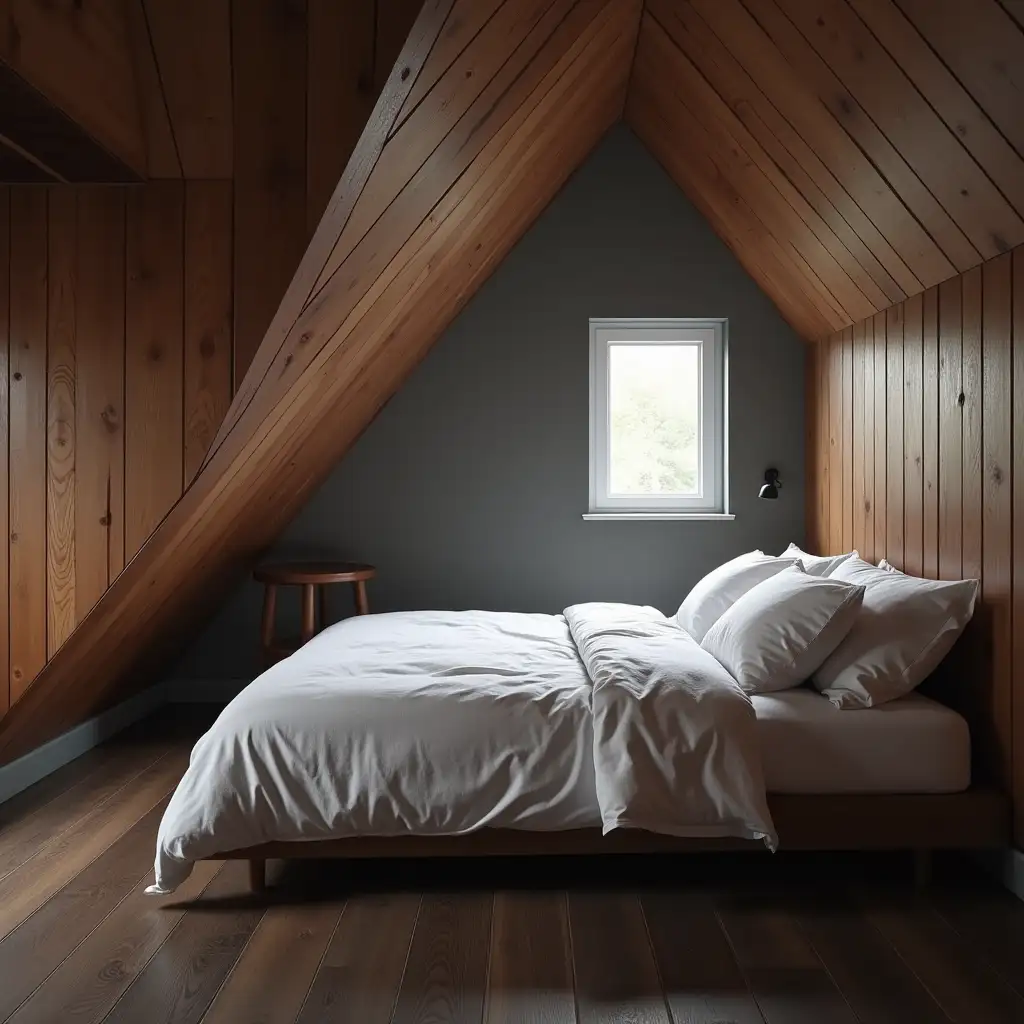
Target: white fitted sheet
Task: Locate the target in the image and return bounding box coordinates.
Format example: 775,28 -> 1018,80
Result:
752,688 -> 970,794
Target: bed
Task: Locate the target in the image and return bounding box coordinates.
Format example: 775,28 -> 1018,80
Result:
147,605 -> 1008,895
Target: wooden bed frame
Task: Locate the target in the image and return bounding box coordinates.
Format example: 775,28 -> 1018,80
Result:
213,788 -> 1009,893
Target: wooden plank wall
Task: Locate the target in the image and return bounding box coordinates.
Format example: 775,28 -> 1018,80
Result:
0,3 -> 422,713
0,184 -> 231,706
807,244 -> 1023,842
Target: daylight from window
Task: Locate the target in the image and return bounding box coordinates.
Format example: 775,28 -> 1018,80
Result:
608,343 -> 700,496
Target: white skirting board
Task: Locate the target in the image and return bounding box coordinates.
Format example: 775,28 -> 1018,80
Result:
0,678 -> 245,806
0,685 -> 166,806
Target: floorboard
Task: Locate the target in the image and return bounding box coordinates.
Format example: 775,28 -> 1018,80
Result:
716,892 -> 861,1024
484,892 -> 576,1024
642,891 -> 765,1024
0,712 -> 1020,1024
100,860 -> 264,1024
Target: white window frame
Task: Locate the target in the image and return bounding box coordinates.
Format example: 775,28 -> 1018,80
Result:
587,318 -> 728,519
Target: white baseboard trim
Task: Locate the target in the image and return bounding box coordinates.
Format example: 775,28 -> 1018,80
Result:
974,847 -> 1024,903
0,685 -> 167,806
0,678 -> 244,806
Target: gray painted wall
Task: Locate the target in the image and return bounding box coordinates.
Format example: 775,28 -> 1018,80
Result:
177,124 -> 807,681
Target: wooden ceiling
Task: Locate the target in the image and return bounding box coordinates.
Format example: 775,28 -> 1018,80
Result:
4,0 -> 1021,337
627,0 -> 1024,340
1,0 -> 1023,759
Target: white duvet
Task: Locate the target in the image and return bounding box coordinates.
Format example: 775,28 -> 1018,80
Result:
149,604 -> 775,893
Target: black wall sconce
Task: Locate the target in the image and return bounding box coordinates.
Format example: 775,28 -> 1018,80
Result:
759,467 -> 781,500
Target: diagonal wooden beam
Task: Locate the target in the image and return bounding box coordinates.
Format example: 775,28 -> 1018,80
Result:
0,0 -> 642,762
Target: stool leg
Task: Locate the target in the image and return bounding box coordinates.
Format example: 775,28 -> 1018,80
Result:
355,579 -> 369,615
260,585 -> 277,663
300,584 -> 316,644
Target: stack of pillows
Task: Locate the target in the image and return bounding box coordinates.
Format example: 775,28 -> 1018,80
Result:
675,545 -> 979,709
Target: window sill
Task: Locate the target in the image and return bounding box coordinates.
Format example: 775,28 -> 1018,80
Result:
582,512 -> 736,521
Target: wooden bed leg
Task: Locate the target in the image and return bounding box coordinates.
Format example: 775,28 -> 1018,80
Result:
249,858 -> 267,894
913,849 -> 932,890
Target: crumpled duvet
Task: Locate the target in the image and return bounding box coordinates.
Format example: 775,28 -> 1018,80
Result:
148,605 -> 775,894
566,603 -> 776,848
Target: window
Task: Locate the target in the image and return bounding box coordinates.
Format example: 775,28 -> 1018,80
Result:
587,318 -> 728,519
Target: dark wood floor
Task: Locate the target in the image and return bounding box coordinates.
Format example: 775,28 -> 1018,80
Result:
1,708 -> 1024,1023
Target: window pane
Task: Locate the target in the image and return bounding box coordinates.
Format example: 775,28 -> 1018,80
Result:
608,343 -> 700,495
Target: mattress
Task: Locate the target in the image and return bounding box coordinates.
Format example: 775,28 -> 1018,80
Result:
752,688 -> 971,794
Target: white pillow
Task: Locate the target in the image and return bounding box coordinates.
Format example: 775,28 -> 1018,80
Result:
812,556 -> 979,708
701,565 -> 865,694
782,543 -> 855,577
676,550 -> 802,642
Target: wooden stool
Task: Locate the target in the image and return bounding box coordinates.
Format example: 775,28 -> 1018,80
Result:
254,561 -> 376,666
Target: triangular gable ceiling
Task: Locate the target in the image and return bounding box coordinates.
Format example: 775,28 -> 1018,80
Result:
3,0 -> 1024,759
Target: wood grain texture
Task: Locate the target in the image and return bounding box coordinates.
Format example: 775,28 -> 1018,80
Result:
101,859 -> 264,1024
962,266 -> 984,581
3,719 -> 1020,1024
903,291 -> 924,576
125,183 -> 184,560
873,311 -> 887,561
141,0 -> 233,178
922,286 -> 939,579
202,897 -> 344,1024
183,181 -> 232,485
0,0 -> 147,176
841,326 -> 853,551
886,303 -> 905,567
777,0 -> 1022,260
45,187 -> 77,655
389,894 -> 492,1024
0,752 -> 186,943
642,892 -> 763,1024
0,798 -> 169,1021
124,0 -> 181,178
982,253 -> 1013,792
6,861 -> 221,1024
485,893 -> 576,1024
938,279 -> 963,581
625,0 -> 1024,339
851,320 -> 865,555
74,188 -> 125,603
569,894 -> 670,1024
810,246 -> 1024,846
716,894 -> 859,1023
895,0 -> 1024,162
8,186 -> 48,702
211,0 -> 455,459
295,895 -> 420,1024
827,335 -> 843,555
0,0 -> 634,758
232,0 -> 308,384
306,0 -> 376,233
796,892 -> 948,1023
866,894 -> 1024,1022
